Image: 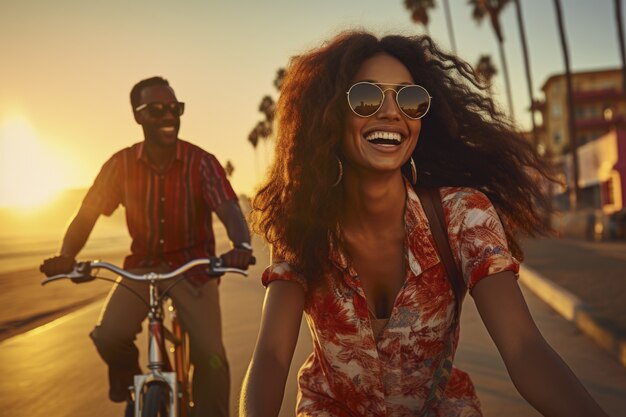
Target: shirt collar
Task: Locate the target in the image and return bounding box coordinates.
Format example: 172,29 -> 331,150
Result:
403,181 -> 441,276
135,140 -> 184,166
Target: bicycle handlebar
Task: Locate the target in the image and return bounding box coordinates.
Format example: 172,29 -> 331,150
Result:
41,256 -> 256,286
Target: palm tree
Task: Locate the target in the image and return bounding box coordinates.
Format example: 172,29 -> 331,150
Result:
441,0 -> 457,54
553,0 -> 580,209
259,95 -> 275,123
258,95 -> 276,169
224,160 -> 234,178
513,0 -> 538,147
274,68 -> 286,91
469,0 -> 514,119
614,0 -> 626,96
249,67 -> 284,180
255,120 -> 272,141
247,128 -> 259,149
254,119 -> 273,168
404,0 -> 435,36
475,54 -> 498,95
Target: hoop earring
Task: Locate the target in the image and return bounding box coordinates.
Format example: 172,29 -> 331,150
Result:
409,157 -> 417,185
332,156 -> 343,187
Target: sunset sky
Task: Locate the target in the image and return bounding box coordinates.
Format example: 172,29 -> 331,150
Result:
1,0 -> 624,210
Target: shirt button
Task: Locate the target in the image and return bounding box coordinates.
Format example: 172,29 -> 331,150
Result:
159,239 -> 164,244
160,197 -> 165,202
160,218 -> 165,223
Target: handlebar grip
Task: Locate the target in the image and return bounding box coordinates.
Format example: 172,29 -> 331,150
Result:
249,256 -> 256,266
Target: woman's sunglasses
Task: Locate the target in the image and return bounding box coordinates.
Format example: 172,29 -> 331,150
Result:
346,82 -> 431,119
134,101 -> 185,118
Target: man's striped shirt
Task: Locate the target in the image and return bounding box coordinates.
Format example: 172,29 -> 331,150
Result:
82,139 -> 237,272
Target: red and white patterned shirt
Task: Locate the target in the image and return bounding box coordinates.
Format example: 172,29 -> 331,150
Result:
262,184 -> 519,416
82,139 -> 237,271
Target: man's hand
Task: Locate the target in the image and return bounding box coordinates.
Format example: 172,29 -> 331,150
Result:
221,247 -> 254,270
40,255 -> 76,277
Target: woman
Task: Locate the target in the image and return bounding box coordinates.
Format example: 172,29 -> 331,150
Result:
240,32 -> 608,417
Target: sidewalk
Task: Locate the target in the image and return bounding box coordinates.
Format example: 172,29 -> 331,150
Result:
520,238 -> 626,367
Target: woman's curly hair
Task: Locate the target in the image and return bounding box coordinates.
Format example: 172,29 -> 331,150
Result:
250,31 -> 555,285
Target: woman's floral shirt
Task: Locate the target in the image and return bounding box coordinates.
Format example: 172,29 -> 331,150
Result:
262,185 -> 520,416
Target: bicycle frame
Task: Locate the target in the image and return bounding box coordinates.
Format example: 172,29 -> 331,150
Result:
132,271 -> 180,417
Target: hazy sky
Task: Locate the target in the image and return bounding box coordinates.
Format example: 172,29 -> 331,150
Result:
1,0 -> 624,208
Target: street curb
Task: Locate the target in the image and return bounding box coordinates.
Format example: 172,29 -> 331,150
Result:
519,265 -> 626,368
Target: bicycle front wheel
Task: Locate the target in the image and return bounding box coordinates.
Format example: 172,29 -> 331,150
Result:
141,382 -> 170,417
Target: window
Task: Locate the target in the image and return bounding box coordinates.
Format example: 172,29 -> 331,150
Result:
602,179 -> 615,206
553,131 -> 563,145
552,103 -> 561,118
575,107 -> 585,120
589,106 -> 602,118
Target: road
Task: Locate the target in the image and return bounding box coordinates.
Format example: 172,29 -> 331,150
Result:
1,240 -> 626,416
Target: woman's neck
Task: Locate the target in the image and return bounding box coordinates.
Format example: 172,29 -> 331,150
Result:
340,170 -> 406,237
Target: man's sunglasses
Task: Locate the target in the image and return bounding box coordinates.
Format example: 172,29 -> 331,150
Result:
134,101 -> 185,118
346,82 -> 432,120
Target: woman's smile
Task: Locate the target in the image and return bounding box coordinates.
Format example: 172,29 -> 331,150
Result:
343,53 -> 421,174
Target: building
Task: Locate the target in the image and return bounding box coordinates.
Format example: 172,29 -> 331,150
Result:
533,68 -> 626,238
535,68 -> 626,156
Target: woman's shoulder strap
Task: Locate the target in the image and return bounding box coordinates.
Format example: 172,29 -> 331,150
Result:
415,187 -> 467,319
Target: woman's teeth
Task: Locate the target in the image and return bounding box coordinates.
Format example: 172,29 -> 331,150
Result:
364,131 -> 402,146
159,126 -> 176,133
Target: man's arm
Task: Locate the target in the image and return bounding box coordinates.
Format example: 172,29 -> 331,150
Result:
60,204 -> 101,258
214,200 -> 253,269
40,204 -> 100,276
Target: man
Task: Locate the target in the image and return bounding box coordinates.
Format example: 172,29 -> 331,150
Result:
40,76 -> 253,417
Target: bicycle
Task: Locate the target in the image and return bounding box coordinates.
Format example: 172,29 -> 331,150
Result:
41,256 -> 254,417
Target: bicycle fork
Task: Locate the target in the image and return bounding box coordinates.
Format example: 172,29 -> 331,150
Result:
132,279 -> 179,417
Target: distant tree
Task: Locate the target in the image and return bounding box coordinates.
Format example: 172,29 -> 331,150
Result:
475,54 -> 497,93
553,0 -> 580,208
254,119 -> 273,168
259,95 -> 276,123
249,66 -> 285,177
248,126 -> 260,179
469,0 -> 514,119
247,128 -> 259,149
255,120 -> 272,141
224,160 -> 234,178
274,68 -> 286,91
404,0 -> 435,35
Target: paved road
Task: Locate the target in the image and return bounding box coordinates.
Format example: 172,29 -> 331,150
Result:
0,243 -> 311,417
1,239 -> 626,416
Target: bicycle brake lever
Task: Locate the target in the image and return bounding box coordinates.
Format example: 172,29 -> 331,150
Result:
41,262 -> 93,285
70,262 -> 96,284
70,274 -> 96,284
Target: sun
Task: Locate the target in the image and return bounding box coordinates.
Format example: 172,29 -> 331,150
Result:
0,118 -> 69,209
